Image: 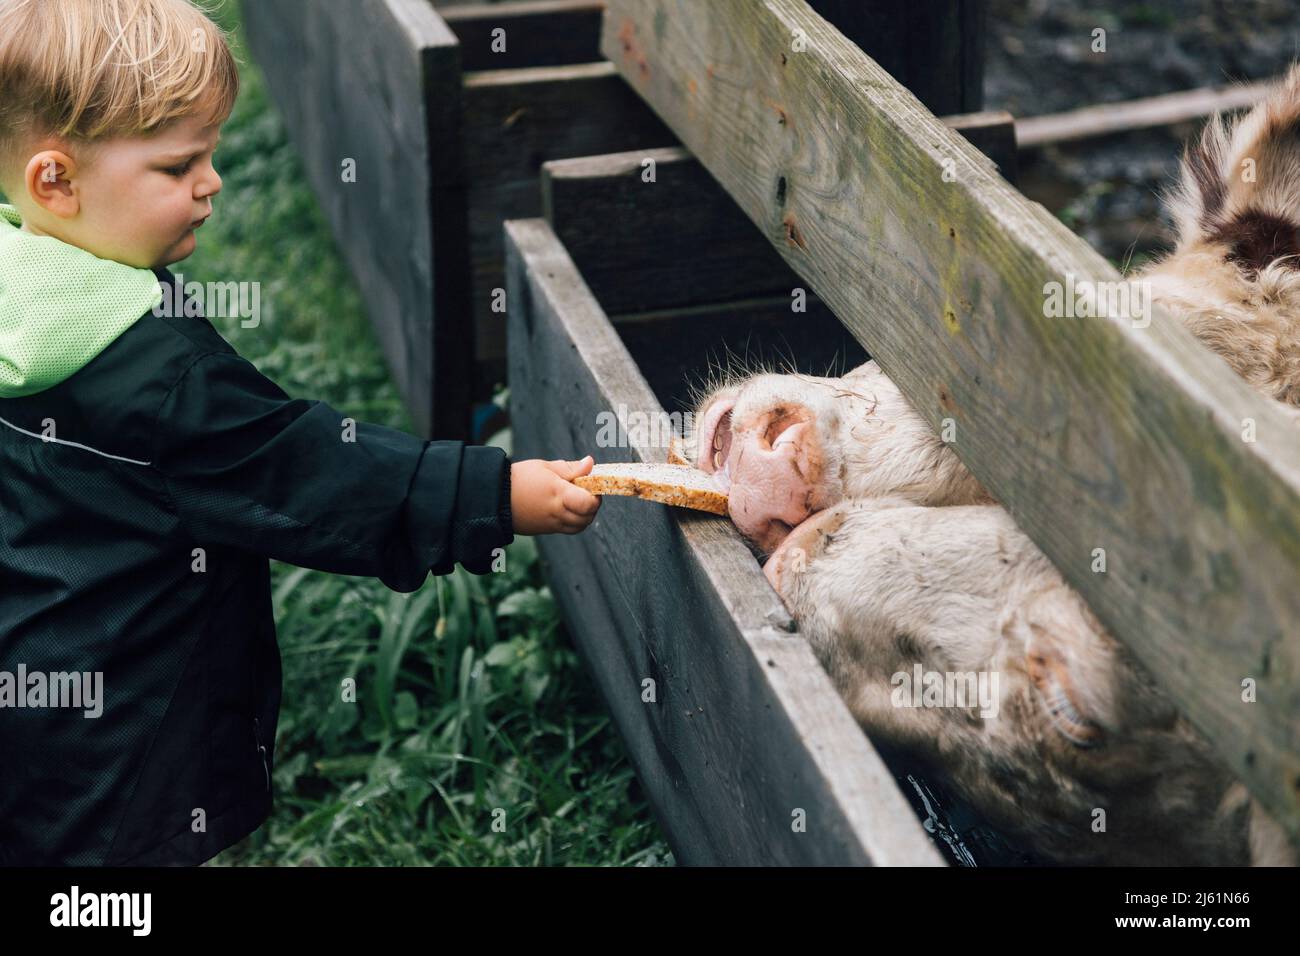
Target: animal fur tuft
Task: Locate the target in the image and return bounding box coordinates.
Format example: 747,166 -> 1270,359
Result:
1140,62 -> 1300,405
1163,62 -> 1300,271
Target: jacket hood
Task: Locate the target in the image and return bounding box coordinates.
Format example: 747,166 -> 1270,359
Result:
0,204 -> 162,398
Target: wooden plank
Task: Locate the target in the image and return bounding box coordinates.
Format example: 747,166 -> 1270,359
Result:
615,295 -> 869,412
601,0 -> 1300,840
1016,79 -> 1275,148
540,114 -> 1016,316
542,147 -> 798,315
504,217 -> 943,865
461,61 -> 677,363
439,1 -> 605,71
240,0 -> 470,440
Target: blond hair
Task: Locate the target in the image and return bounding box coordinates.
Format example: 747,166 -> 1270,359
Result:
0,0 -> 239,195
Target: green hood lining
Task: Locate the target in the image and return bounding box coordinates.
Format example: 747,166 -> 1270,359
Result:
0,204 -> 163,398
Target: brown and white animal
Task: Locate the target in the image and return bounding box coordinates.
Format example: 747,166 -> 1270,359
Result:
683,68 -> 1300,865
1139,63 -> 1300,405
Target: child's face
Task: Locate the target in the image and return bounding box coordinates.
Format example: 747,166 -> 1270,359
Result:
24,113 -> 223,270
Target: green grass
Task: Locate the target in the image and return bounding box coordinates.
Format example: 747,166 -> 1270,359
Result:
115,0 -> 669,866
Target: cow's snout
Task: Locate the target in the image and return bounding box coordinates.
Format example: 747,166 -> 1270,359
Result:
701,397 -> 830,554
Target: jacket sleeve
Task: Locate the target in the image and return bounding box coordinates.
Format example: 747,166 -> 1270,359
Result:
150,350 -> 514,590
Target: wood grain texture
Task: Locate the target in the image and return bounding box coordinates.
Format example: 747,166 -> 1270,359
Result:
542,146 -> 799,315
613,295 -> 868,414
602,0 -> 1300,839
541,114 -> 1016,316
439,0 -> 606,70
462,62 -> 677,362
505,217 -> 943,865
240,0 -> 470,440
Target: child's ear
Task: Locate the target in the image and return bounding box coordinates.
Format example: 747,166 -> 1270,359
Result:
24,149 -> 79,217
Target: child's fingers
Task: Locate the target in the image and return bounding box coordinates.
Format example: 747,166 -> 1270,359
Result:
545,455 -> 594,480
558,512 -> 593,534
559,479 -> 601,517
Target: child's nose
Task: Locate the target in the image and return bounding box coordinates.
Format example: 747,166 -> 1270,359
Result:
197,167 -> 222,199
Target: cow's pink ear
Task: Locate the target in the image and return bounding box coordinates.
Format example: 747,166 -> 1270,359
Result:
841,360 -> 880,385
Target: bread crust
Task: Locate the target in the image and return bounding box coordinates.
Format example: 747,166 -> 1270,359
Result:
574,462 -> 728,514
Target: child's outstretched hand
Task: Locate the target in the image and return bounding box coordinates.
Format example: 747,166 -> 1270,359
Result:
510,455 -> 601,535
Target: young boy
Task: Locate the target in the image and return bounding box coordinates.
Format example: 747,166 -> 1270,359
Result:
0,0 -> 600,865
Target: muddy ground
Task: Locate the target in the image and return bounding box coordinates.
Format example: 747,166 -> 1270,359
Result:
983,0 -> 1300,265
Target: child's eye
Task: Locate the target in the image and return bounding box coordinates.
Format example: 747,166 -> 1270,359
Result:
162,161 -> 192,177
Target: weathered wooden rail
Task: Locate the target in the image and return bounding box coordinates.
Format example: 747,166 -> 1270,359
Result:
541,113 -> 1015,320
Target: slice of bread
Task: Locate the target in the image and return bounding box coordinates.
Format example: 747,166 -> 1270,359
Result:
574,462 -> 727,515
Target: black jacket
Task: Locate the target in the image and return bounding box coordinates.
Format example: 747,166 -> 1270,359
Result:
0,266 -> 514,865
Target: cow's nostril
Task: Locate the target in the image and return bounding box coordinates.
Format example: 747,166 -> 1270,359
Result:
772,421 -> 802,451
764,413 -> 809,451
